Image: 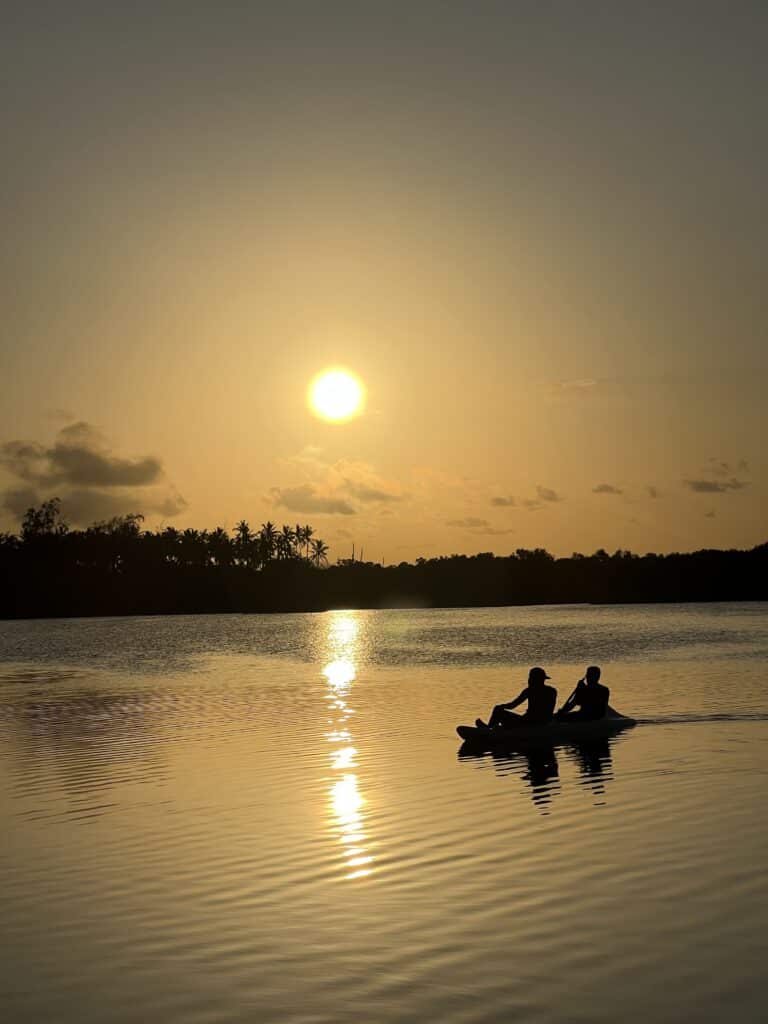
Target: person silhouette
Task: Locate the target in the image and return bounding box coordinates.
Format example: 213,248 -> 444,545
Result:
556,665 -> 610,720
475,667 -> 557,728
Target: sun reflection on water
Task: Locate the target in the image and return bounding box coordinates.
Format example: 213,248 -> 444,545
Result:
322,611 -> 374,880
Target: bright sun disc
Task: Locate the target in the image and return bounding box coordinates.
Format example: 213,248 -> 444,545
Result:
308,368 -> 366,422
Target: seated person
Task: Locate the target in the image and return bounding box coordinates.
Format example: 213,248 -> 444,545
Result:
556,665 -> 610,720
476,667 -> 557,728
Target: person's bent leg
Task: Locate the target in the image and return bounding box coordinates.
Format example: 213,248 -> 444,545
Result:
489,708 -> 523,729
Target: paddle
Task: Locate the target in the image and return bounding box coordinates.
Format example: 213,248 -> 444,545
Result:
559,678 -> 584,714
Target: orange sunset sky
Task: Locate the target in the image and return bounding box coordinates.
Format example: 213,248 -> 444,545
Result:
2,3 -> 766,561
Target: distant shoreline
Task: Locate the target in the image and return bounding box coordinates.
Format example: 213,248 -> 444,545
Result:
3,502 -> 766,621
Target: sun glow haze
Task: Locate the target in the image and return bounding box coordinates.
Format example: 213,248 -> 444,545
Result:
308,369 -> 366,423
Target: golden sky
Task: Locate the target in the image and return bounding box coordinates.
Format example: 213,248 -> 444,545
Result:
2,4 -> 766,560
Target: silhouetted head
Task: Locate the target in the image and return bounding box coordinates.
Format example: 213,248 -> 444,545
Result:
586,665 -> 601,684
528,666 -> 550,687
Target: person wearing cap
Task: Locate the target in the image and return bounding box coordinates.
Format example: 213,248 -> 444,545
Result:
475,667 -> 557,729
555,665 -> 610,720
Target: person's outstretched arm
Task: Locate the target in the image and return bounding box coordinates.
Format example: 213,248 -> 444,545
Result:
499,688 -> 528,711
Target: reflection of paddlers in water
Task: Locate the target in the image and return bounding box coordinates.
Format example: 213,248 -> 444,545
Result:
556,665 -> 610,720
475,667 -> 557,729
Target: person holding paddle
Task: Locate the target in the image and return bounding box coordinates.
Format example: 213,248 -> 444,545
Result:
475,667 -> 557,729
555,665 -> 610,720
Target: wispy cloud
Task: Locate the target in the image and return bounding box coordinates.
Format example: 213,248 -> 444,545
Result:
490,495 -> 516,507
684,457 -> 750,495
536,485 -> 562,503
593,483 -> 623,495
446,517 -> 514,536
554,378 -> 598,392
270,485 -> 356,515
519,485 -> 564,512
685,478 -> 748,494
274,451 -> 406,514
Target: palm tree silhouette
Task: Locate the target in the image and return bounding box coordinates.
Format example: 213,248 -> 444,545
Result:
208,526 -> 233,567
310,538 -> 329,567
258,521 -> 277,565
278,524 -> 296,560
234,520 -> 252,567
301,523 -> 314,561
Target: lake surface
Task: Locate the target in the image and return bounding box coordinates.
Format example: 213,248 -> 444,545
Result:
2,603 -> 767,1024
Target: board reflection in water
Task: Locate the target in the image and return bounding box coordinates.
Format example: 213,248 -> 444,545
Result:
458,732 -> 623,813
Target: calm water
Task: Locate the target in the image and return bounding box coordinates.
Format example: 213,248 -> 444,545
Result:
2,604 -> 767,1024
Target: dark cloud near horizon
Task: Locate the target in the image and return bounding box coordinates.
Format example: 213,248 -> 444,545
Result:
536,486 -> 561,503
593,483 -> 623,495
2,487 -> 40,518
684,456 -> 751,495
1,422 -> 162,488
522,485 -> 563,510
0,421 -> 185,526
271,485 -> 356,516
491,495 -> 516,507
2,485 -> 188,526
685,478 -> 749,494
446,516 -> 513,535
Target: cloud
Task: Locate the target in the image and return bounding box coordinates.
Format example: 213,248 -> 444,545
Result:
341,478 -> 404,504
519,486 -> 562,512
551,378 -> 598,395
684,458 -> 751,495
647,486 -> 659,499
2,487 -> 40,518
491,495 -> 516,507
593,483 -> 623,495
0,422 -> 162,488
0,421 -> 185,526
446,517 -> 513,535
272,452 -> 406,515
50,444 -> 161,487
1,486 -> 188,526
708,458 -> 749,478
62,489 -> 150,524
536,485 -> 562,503
334,459 -> 406,504
270,485 -> 356,515
705,510 -> 716,518
0,442 -> 47,482
685,478 -> 748,494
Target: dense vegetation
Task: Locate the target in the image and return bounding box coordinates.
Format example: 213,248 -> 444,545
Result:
1,499 -> 767,619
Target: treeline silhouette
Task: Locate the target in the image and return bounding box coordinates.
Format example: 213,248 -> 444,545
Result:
2,499 -> 767,619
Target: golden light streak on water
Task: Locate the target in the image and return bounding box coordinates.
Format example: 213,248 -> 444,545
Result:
322,611 -> 374,881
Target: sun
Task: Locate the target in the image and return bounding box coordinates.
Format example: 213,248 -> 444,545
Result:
308,368 -> 366,423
